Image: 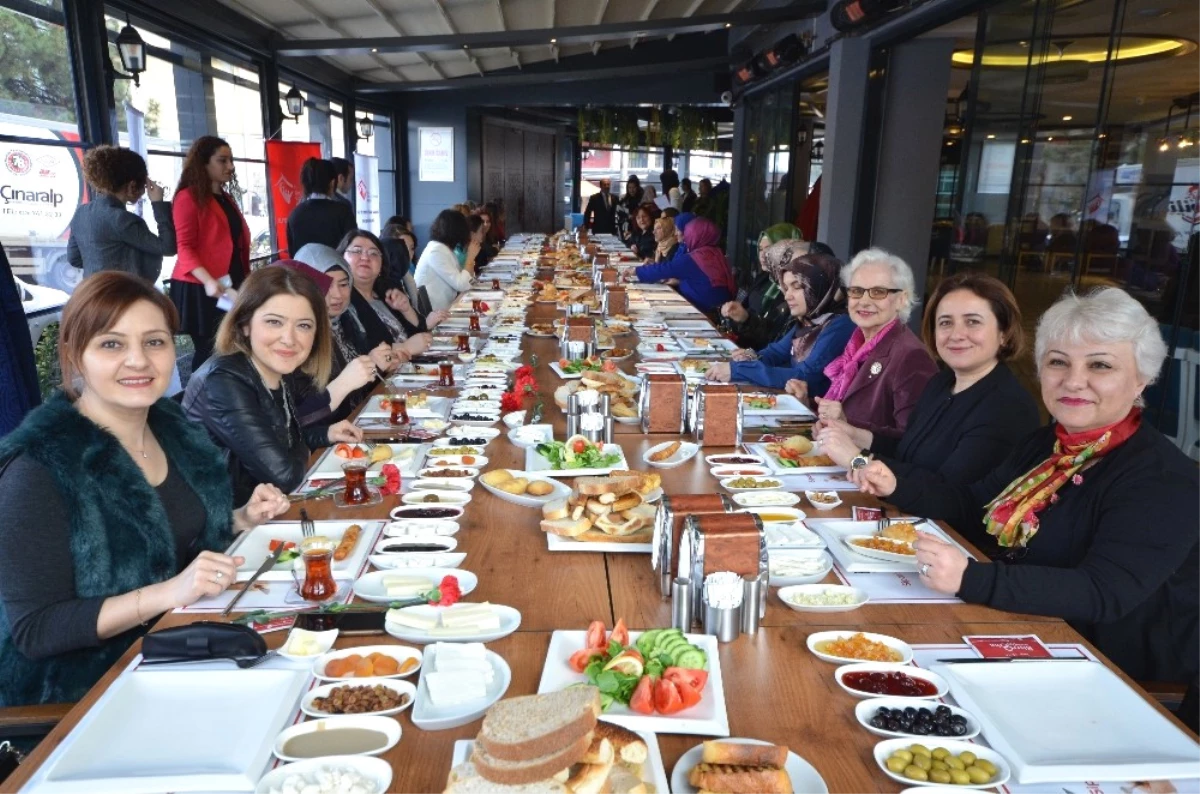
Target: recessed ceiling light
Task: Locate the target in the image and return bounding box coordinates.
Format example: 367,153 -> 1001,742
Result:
371,48 -> 378,53
550,38 -> 557,43
1021,138 -> 1030,144
1098,132 -> 1108,138
725,23 -> 732,28
1062,114 -> 1073,121
1048,136 -> 1054,141
987,134 -> 996,139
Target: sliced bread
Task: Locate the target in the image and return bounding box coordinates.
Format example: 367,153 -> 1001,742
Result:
594,721 -> 649,766
576,476 -> 636,497
476,687 -> 601,763
444,761 -> 568,793
472,730 -> 594,785
607,767 -> 649,794
541,517 -> 592,538
542,498 -> 570,521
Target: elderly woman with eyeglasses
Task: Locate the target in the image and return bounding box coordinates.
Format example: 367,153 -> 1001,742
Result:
795,248 -> 938,440
853,288 -> 1198,689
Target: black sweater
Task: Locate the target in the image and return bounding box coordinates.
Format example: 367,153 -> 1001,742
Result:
872,363 -> 1040,486
286,197 -> 356,254
731,271 -> 791,351
889,421 -> 1200,683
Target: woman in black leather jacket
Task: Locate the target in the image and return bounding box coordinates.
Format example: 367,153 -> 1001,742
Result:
183,266 -> 363,502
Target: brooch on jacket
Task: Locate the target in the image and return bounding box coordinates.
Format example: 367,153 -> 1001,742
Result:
869,362 -> 883,377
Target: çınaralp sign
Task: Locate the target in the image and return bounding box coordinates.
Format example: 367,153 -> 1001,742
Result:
418,127 -> 454,182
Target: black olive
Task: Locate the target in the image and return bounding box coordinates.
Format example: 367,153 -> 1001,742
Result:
903,707 -> 916,718
918,708 -> 933,719
870,716 -> 888,729
935,705 -> 951,717
875,708 -> 891,719
886,719 -> 901,732
912,722 -> 931,735
951,722 -> 967,736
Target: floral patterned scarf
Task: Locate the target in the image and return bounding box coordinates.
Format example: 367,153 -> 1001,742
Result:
983,408 -> 1142,548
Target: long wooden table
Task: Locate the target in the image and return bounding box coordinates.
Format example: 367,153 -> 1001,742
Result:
4,281 -> 1193,793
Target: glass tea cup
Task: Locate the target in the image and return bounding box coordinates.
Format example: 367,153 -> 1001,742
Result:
342,460 -> 372,505
291,535 -> 338,603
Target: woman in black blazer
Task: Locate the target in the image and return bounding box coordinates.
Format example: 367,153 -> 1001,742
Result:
817,272 -> 1039,484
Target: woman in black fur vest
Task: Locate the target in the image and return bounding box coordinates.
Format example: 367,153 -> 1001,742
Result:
0,273 -> 291,707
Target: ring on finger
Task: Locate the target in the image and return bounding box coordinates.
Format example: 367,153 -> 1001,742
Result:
214,570 -> 224,581
919,562 -> 931,577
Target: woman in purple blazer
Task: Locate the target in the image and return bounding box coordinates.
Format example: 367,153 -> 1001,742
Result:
792,248 -> 937,442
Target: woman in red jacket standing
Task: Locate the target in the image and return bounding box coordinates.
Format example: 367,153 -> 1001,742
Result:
171,136 -> 250,367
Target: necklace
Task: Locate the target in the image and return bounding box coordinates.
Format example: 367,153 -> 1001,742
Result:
251,358 -> 295,446
136,425 -> 149,459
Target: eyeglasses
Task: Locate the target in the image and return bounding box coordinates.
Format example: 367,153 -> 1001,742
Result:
346,246 -> 382,261
847,286 -> 903,300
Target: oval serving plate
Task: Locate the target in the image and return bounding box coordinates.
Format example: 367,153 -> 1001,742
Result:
273,715 -> 401,762
299,677 -> 417,719
807,630 -> 915,665
312,645 -> 423,682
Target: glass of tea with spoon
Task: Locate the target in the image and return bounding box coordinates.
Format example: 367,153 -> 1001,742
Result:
292,536 -> 338,602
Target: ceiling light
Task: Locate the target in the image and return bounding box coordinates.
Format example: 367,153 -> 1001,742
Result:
1020,139 -> 1031,144
1158,137 -> 1171,151
284,85 -> 303,121
1062,115 -> 1073,121
113,15 -> 147,87
1047,136 -> 1054,141
1098,132 -> 1107,138
986,134 -> 996,139
371,47 -> 378,53
550,38 -> 557,43
952,35 -> 1192,67
725,23 -> 732,28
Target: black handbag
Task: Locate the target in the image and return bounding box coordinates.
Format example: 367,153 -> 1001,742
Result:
0,741 -> 22,784
141,621 -> 266,663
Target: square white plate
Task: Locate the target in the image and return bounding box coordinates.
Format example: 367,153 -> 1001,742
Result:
31,668 -> 307,794
936,660 -> 1200,784
307,443 -> 427,478
741,394 -> 817,418
449,728 -> 670,792
537,630 -> 729,736
745,442 -> 841,474
549,361 -> 606,380
357,394 -> 454,419
676,337 -> 737,353
224,520 -> 382,581
525,443 -> 630,477
546,532 -> 652,554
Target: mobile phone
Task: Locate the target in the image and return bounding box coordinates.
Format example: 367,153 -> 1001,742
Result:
295,610 -> 387,635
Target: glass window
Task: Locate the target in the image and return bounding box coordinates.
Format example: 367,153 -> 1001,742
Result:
330,101 -> 344,159
212,57 -> 264,160
108,15 -> 203,153
0,0 -> 84,293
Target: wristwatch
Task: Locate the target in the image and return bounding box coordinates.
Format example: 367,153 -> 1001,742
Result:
849,449 -> 873,470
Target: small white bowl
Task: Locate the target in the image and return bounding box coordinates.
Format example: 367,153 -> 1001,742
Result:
312,644 -> 423,681
732,491 -> 801,508
457,352 -> 477,362
370,551 -> 466,570
778,584 -> 869,613
711,464 -> 772,478
389,504 -> 465,521
720,475 -> 785,493
502,410 -> 527,429
278,627 -> 338,661
873,738 -> 1010,789
855,697 -> 981,741
767,550 -> 833,586
642,441 -> 700,469
254,756 -> 393,794
834,662 -> 948,700
736,506 -> 807,523
401,490 -> 472,506
273,715 -> 401,761
508,424 -> 554,449
805,490 -> 844,510
410,478 -> 476,493
300,677 -> 417,719
416,466 -> 480,480
374,536 -> 457,555
808,630 -> 915,665
384,518 -> 460,537
423,454 -> 488,468
705,453 -> 765,466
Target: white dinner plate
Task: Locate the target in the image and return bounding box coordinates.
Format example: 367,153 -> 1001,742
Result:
808,630 -> 915,665
225,521 -> 381,582
300,677 -> 417,719
670,739 -> 827,794
353,568 -> 477,604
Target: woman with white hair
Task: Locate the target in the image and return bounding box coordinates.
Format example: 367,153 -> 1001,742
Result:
794,247 -> 937,439
853,287 -> 1199,688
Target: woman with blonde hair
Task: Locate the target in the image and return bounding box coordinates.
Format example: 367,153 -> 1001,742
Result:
183,266 -> 361,502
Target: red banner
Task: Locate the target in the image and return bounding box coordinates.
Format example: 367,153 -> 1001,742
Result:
266,140 -> 322,258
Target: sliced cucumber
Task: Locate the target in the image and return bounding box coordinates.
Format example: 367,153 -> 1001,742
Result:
675,647 -> 707,670
636,629 -> 661,655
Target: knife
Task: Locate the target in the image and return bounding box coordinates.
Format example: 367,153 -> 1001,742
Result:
934,657 -> 1086,664
222,544 -> 287,617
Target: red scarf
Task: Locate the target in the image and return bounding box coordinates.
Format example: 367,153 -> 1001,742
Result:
983,408 -> 1142,548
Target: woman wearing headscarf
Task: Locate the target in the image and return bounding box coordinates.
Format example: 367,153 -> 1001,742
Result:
653,215 -> 678,263
634,216 -> 733,315
707,245 -> 856,394
720,223 -> 804,350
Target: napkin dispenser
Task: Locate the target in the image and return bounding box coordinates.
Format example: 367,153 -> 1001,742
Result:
639,373 -> 687,434
652,493 -> 734,597
680,512 -> 767,618
598,266 -> 618,284
604,286 -> 628,315
690,384 -> 743,447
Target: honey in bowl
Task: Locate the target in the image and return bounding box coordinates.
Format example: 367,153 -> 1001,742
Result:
756,512 -> 797,523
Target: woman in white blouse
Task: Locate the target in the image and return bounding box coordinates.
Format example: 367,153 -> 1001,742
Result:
414,209 -> 478,311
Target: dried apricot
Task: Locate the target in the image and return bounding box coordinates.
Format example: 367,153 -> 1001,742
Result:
371,656 -> 399,675
353,657 -> 375,677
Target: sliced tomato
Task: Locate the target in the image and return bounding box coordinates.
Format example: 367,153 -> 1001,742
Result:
585,620 -> 607,650
675,679 -> 702,710
572,439 -> 589,454
334,443 -> 352,458
601,360 -> 618,372
611,618 -> 630,647
268,539 -> 295,553
663,667 -> 708,692
568,648 -> 606,673
653,678 -> 684,714
630,676 -> 656,715
559,358 -> 570,368
655,343 -> 666,352
350,446 -> 367,459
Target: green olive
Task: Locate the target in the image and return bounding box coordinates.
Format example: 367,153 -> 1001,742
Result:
892,749 -> 913,764
913,754 -> 933,771
903,765 -> 929,782
948,768 -> 971,785
931,747 -> 950,760
943,755 -> 965,771
967,765 -> 992,784
886,756 -> 908,774
974,759 -> 998,776
959,751 -> 977,766
931,760 -> 949,772
909,744 -> 932,758
930,769 -> 952,784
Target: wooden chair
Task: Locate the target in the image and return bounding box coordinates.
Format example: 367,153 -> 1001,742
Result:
0,703 -> 72,741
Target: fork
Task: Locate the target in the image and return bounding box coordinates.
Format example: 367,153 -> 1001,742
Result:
300,508 -> 316,539
141,650 -> 278,669
876,505 -> 891,534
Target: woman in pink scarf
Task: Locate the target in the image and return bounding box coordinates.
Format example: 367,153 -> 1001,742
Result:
634,215 -> 733,314
795,248 -> 937,440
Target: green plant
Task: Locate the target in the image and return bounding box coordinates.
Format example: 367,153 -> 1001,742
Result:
34,321 -> 61,399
